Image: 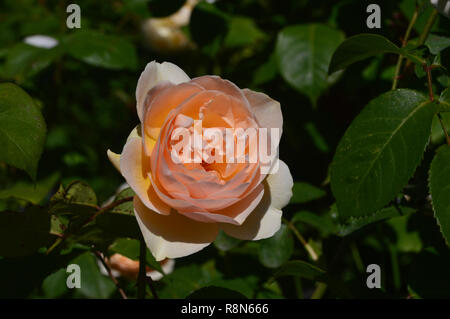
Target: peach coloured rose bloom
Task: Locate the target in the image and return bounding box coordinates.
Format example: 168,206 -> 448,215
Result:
107,61 -> 293,261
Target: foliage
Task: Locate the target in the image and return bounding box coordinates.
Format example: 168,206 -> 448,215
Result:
0,0 -> 449,299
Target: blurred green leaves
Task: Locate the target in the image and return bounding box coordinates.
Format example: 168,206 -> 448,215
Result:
0,83 -> 46,180
276,24 -> 344,106
62,31 -> 138,70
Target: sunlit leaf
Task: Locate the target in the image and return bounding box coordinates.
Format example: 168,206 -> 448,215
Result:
0,83 -> 46,180
331,89 -> 435,221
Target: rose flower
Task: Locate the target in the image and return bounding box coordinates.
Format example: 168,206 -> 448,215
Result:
107,61 -> 293,261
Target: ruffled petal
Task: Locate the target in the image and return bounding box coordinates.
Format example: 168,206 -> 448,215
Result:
266,159 -> 293,209
136,61 -> 190,122
220,181 -> 282,241
134,196 -> 219,261
120,135 -> 171,215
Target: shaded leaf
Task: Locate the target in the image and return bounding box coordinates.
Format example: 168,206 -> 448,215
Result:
70,252 -> 115,298
429,145 -> 450,245
290,182 -> 326,204
272,260 -> 327,282
276,24 -> 345,105
0,206 -> 50,258
0,172 -> 59,204
258,225 -> 293,268
328,34 -> 423,74
62,31 -> 137,70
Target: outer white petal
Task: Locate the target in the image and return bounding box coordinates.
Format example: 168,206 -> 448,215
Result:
147,259 -> 175,281
107,149 -> 121,172
266,159 -> 293,209
120,135 -> 171,215
136,61 -> 190,122
242,88 -> 283,138
107,125 -> 142,173
220,198 -> 282,241
134,196 -> 219,261
220,160 -> 293,241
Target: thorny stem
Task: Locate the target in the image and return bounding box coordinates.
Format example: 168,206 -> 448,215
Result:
392,6 -> 419,90
283,218 -> 319,262
45,196 -> 134,255
94,250 -> 128,299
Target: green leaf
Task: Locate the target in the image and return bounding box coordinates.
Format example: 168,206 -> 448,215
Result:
96,188 -> 140,239
0,83 -> 47,180
431,113 -> 450,145
425,34 -> 450,55
62,31 -> 137,70
3,43 -> 62,81
386,214 -> 423,253
276,24 -> 345,105
41,268 -> 69,298
213,230 -> 241,251
224,16 -> 265,48
70,251 -> 116,298
292,211 -> 337,236
331,89 -> 435,221
429,145 -> 450,245
337,205 -> 415,236
0,172 -> 59,204
272,260 -> 327,282
253,53 -> 278,86
258,225 -> 293,268
187,286 -> 247,299
0,206 -> 50,258
328,34 -> 424,74
109,238 -> 163,274
49,181 -> 98,216
290,182 -> 326,204
439,88 -> 450,112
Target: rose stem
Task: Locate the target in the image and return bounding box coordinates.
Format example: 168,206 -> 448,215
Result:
137,236 -> 147,299
94,250 -> 128,299
392,5 -> 419,90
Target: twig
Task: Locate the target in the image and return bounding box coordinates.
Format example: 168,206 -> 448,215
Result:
392,6 -> 419,90
94,250 -> 128,299
283,218 -> 319,261
46,196 -> 134,255
89,196 -> 134,222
